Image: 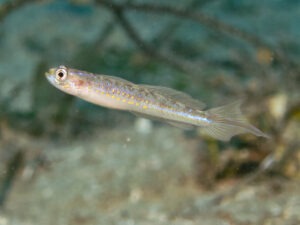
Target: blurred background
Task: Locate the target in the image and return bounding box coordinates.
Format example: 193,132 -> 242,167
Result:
0,0 -> 299,224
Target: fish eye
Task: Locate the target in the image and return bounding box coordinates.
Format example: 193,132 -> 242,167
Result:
55,68 -> 68,82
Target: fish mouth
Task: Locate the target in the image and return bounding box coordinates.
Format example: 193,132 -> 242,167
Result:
45,71 -> 52,82
45,68 -> 56,76
45,68 -> 56,80
45,68 -> 57,84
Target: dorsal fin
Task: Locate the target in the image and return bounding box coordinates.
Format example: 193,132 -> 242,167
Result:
140,85 -> 206,110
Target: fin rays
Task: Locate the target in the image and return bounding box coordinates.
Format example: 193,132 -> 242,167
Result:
140,85 -> 206,110
202,100 -> 270,141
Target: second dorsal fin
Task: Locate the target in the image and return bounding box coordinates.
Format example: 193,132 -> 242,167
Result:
140,85 -> 206,110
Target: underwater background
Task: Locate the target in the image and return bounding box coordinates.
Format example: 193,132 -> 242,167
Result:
0,0 -> 300,224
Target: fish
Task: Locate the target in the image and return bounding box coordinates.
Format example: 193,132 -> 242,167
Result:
45,65 -> 270,141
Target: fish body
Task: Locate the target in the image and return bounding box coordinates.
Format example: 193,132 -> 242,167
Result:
45,65 -> 269,141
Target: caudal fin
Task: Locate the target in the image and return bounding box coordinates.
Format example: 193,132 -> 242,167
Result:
201,100 -> 270,141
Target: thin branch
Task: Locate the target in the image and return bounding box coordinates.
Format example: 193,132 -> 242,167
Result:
108,4 -> 203,76
96,0 -> 297,72
0,150 -> 24,208
96,0 -> 265,48
94,20 -> 117,49
152,0 -> 214,48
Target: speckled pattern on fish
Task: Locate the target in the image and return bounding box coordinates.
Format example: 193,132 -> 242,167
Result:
45,65 -> 269,141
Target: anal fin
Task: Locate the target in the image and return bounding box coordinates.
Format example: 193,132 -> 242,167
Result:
131,111 -> 194,130
166,121 -> 194,130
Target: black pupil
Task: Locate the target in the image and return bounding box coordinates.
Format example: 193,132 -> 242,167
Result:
58,71 -> 64,78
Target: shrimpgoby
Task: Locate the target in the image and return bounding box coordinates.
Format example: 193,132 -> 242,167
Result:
45,65 -> 269,141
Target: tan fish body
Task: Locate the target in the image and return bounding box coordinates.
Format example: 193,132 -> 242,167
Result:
45,65 -> 269,141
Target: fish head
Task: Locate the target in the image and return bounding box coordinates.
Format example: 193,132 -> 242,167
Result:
45,65 -> 92,96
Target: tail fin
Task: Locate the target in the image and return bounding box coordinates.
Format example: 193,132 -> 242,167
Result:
201,100 -> 270,141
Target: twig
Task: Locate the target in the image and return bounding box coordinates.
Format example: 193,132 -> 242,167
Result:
208,152 -> 278,206
96,0 -> 264,48
107,4 -> 203,76
94,20 -> 116,49
152,0 -> 214,48
0,150 -> 24,208
96,0 -> 297,73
